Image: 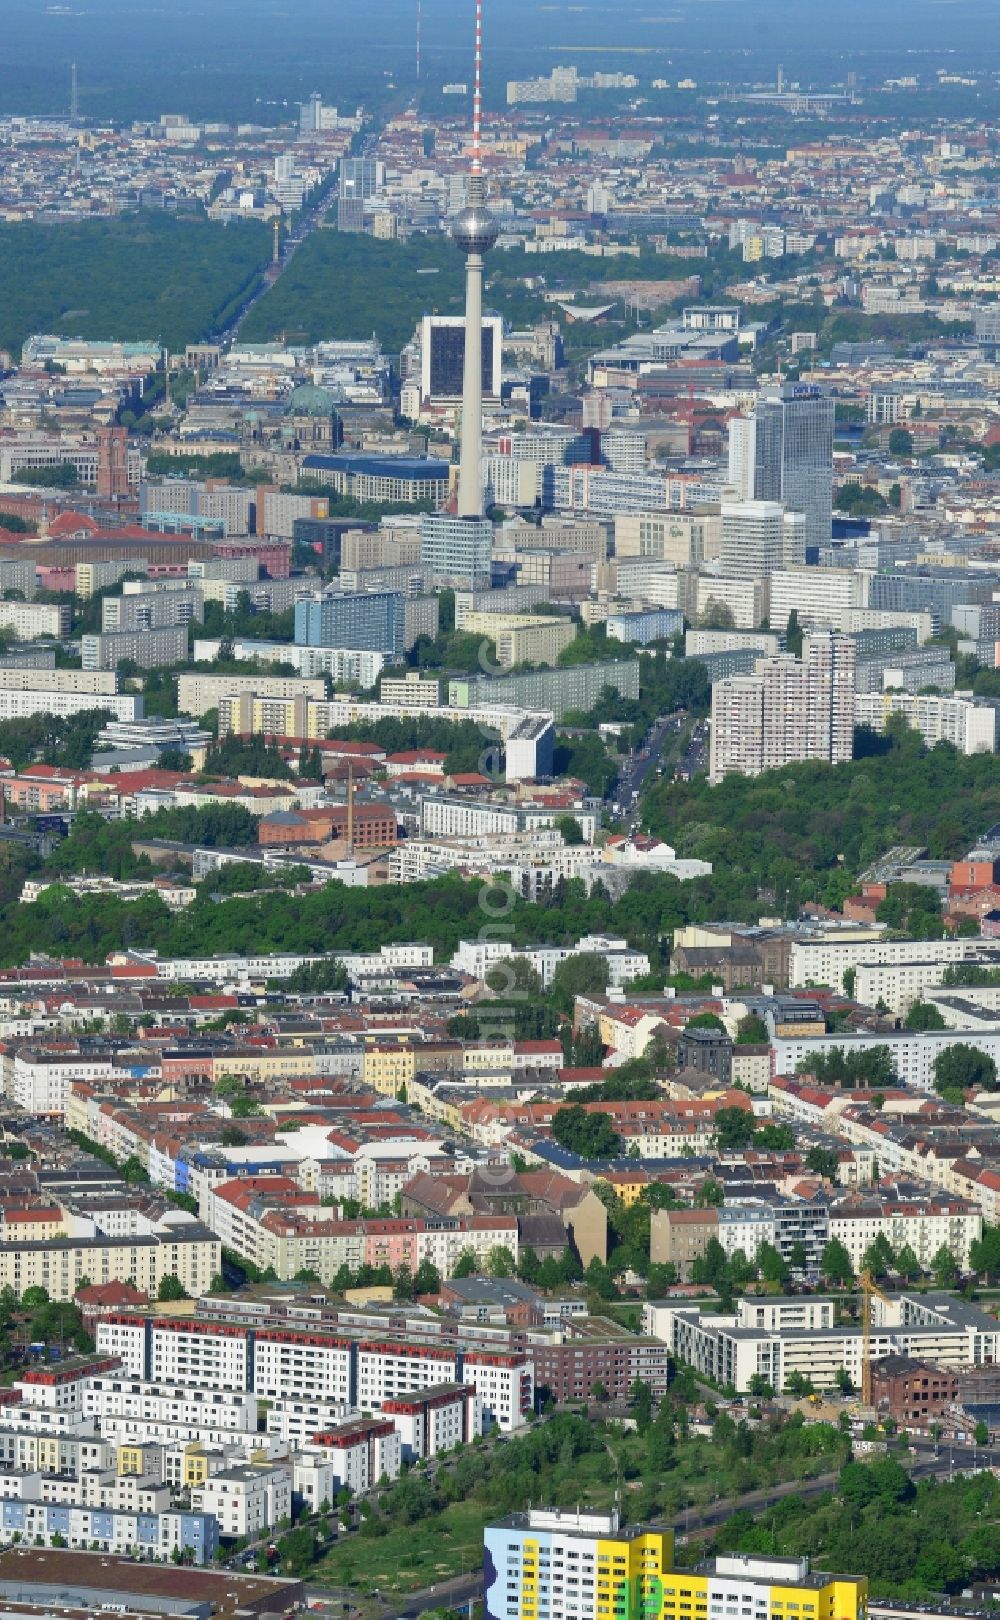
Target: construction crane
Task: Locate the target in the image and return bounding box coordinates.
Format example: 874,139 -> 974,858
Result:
860,1267 -> 891,1407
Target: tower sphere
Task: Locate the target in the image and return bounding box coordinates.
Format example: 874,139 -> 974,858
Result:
452,203 -> 499,257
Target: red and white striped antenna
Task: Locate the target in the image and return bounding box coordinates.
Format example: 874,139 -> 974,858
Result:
471,0 -> 484,177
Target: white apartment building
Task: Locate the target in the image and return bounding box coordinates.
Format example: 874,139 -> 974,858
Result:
855,691 -> 997,754
853,955 -> 1000,1015
841,608 -> 935,643
686,629 -> 780,659
768,566 -> 868,631
789,933 -> 986,992
192,1463 -> 292,1538
462,1353 -> 533,1431
719,501 -> 806,578
387,835 -> 594,891
98,1316 -> 530,1434
0,1470 -> 42,1500
265,1397 -> 353,1448
710,633 -> 856,782
99,1315 -> 252,1387
303,1420 -> 401,1495
355,1341 -> 458,1411
177,672 -> 326,715
292,1451 -> 339,1513
379,672 -> 442,708
102,586 -> 202,633
0,1404 -> 92,1436
81,1376 -> 256,1432
0,689 -> 140,724
0,1220 -> 218,1303
606,557 -> 681,605
420,798 -> 601,843
98,1415 -> 266,1450
381,1383 -> 480,1461
133,950 -> 325,983
694,574 -> 767,630
9,1050 -> 117,1119
450,935 -> 649,990
82,627 -> 189,671
829,1197 -> 981,1272
0,668 -> 118,694
484,456 -> 539,508
645,1291 -> 1000,1394
0,601 -> 70,638
773,1027 -> 1000,1093
254,1331 -> 353,1405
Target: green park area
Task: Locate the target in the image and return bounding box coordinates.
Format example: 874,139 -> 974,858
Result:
239,233 -> 753,356
303,1401 -> 850,1596
275,1402 -> 1000,1607
0,214 -> 270,354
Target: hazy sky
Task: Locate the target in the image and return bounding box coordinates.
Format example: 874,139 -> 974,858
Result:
2,0 -> 999,120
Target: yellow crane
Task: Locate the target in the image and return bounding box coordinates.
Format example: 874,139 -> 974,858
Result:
860,1267 -> 891,1407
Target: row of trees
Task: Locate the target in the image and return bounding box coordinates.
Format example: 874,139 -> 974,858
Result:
797,1040 -> 999,1101
819,1234 -> 960,1287
676,1228 -> 964,1297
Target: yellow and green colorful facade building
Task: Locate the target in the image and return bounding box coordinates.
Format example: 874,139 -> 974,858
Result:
483,1510 -> 867,1620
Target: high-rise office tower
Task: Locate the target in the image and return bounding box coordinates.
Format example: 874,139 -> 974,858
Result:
727,384 -> 834,551
420,313 -> 503,405
299,92 -> 323,136
337,158 -> 385,232
726,414 -> 757,501
340,158 -> 385,199
421,0 -> 496,583
420,512 -> 493,588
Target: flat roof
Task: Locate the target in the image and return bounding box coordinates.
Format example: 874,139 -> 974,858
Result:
0,1550 -> 302,1618
302,454 -> 449,479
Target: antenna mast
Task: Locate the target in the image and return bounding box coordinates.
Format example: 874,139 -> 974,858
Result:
70,62 -> 79,122
416,0 -> 422,83
471,0 -> 484,183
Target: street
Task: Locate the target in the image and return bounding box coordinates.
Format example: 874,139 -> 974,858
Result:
613,712 -> 690,821
212,171 -> 341,347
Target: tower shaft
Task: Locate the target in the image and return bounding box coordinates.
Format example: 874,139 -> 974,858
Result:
457,250 -> 485,518
450,0 -> 496,523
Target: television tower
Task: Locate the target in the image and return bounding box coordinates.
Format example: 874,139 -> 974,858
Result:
452,0 -> 498,519
70,62 -> 79,121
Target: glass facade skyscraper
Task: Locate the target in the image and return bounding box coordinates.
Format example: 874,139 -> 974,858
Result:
728,384 -> 834,551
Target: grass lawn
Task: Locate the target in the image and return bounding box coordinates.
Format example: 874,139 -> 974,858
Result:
313,1499 -> 489,1595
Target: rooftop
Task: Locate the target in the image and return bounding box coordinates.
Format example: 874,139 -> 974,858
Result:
0,1549 -> 302,1618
